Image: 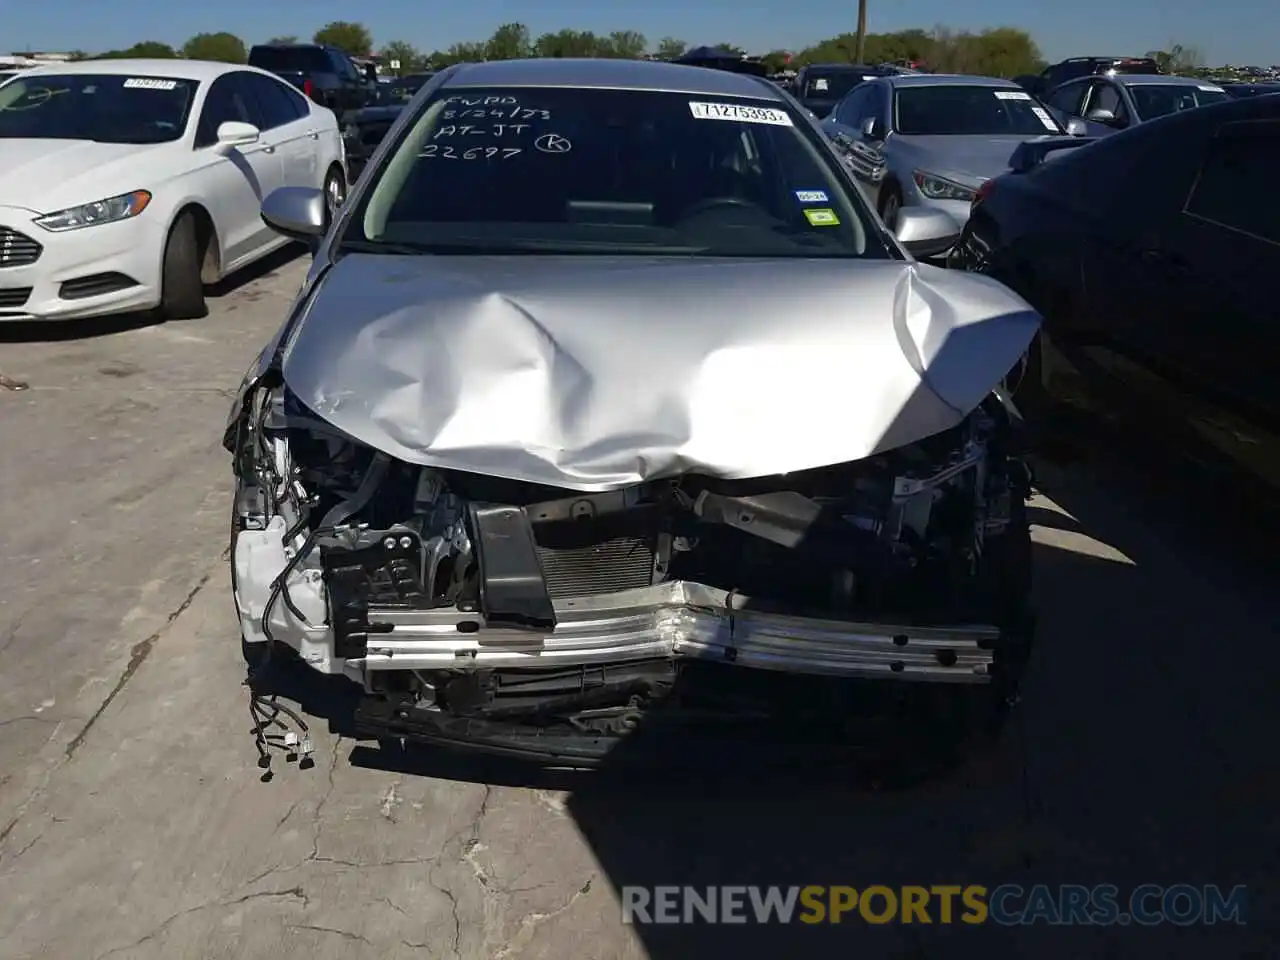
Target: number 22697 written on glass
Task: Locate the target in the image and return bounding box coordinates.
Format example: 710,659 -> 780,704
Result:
418,145 -> 523,160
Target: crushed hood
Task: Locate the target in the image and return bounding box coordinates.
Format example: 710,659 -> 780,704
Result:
280,254 -> 1039,492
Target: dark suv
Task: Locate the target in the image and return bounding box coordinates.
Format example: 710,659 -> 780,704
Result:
247,43 -> 377,115
1016,57 -> 1163,99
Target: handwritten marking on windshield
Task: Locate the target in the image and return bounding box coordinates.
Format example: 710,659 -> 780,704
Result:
443,107 -> 551,121
533,133 -> 571,154
433,123 -> 530,140
443,95 -> 518,106
418,145 -> 523,160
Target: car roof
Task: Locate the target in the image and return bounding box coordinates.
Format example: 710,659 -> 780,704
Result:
13,58 -> 254,82
445,57 -> 783,100
1115,73 -> 1221,87
883,73 -> 1019,88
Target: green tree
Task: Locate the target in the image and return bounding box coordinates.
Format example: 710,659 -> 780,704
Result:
98,41 -> 177,59
711,43 -> 746,57
266,35 -> 298,45
760,50 -> 793,73
380,40 -> 420,75
182,32 -> 247,63
655,37 -> 687,59
532,29 -> 601,58
486,22 -> 531,60
436,41 -> 486,65
600,30 -> 647,59
1146,43 -> 1203,74
313,21 -> 373,56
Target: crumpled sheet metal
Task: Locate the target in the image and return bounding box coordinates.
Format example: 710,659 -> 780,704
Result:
280,253 -> 1039,492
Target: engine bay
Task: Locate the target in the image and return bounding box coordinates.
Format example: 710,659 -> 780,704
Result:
234,385 -> 1025,622
228,381 -> 1033,757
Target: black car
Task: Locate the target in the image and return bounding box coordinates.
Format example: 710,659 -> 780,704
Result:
1218,81 -> 1280,98
247,42 -> 377,115
793,63 -> 894,118
1015,56 -> 1163,99
950,94 -> 1280,499
341,73 -> 436,175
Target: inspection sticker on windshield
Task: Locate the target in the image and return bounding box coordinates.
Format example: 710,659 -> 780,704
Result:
795,190 -> 829,203
688,101 -> 793,126
804,208 -> 840,226
1030,106 -> 1058,130
123,78 -> 177,90
994,90 -> 1032,100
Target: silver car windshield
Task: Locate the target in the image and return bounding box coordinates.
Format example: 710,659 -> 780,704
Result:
894,84 -> 1063,136
346,85 -> 883,258
1129,84 -> 1229,120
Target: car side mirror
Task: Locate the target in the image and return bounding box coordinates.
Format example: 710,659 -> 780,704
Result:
860,116 -> 885,140
261,186 -> 326,246
1085,108 -> 1117,124
216,121 -> 260,149
1066,117 -> 1089,136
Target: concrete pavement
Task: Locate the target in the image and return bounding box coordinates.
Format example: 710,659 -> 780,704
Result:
0,253 -> 1274,958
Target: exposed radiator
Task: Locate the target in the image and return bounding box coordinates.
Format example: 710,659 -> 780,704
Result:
535,534 -> 657,599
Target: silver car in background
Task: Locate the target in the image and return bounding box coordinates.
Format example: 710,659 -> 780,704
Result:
821,73 -> 1085,251
1042,73 -> 1231,136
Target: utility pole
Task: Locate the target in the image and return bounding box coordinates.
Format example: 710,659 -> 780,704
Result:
855,0 -> 868,63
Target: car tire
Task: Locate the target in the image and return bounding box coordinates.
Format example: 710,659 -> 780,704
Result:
157,210 -> 208,321
877,183 -> 903,230
322,164 -> 347,232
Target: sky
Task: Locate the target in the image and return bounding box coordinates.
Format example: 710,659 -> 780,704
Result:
6,0 -> 1278,66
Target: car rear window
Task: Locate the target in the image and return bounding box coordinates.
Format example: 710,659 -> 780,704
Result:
801,71 -> 872,100
248,46 -> 330,73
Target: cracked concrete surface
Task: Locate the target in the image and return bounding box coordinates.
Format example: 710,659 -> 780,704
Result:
0,248 -> 1276,958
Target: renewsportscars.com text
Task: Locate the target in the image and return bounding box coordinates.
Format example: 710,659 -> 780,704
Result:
621,884 -> 1248,926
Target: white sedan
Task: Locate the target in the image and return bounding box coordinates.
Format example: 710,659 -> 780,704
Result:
0,58 -> 346,322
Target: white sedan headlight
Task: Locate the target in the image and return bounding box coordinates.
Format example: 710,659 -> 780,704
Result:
33,189 -> 151,232
911,171 -> 975,203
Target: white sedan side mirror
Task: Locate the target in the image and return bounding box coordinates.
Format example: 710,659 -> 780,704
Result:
216,121 -> 260,149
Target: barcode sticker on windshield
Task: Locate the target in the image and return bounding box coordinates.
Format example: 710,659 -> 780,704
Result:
1031,106 -> 1058,130
123,78 -> 177,90
994,90 -> 1032,100
689,101 -> 793,126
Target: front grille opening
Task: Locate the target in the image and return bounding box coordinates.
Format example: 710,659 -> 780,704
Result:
0,286 -> 32,308
0,227 -> 42,268
59,272 -> 138,301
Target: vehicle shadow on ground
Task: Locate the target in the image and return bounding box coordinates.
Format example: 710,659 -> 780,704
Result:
267,438 -> 1276,958
0,244 -> 306,345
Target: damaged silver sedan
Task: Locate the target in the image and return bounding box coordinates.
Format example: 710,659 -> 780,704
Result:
225,57 -> 1041,765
